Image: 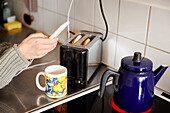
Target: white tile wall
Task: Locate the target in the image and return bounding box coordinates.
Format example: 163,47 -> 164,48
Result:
94,27 -> 117,68
57,15 -> 67,27
13,0 -> 29,24
57,14 -> 68,44
43,10 -> 57,35
74,0 -> 94,25
43,0 -> 57,12
118,0 -> 150,43
57,0 -> 74,18
37,0 -> 43,7
94,0 -> 119,33
102,33 -> 117,67
31,7 -> 44,32
13,0 -> 170,94
115,36 -> 145,69
145,46 -> 170,92
74,20 -> 92,33
148,7 -> 170,52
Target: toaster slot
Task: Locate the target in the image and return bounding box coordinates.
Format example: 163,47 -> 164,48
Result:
69,34 -> 85,44
81,36 -> 95,46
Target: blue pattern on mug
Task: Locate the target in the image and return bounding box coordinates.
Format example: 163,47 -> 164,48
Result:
45,75 -> 67,97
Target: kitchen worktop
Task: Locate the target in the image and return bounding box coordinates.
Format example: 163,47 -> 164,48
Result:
0,25 -> 35,44
0,26 -> 114,113
0,26 -> 169,113
0,59 -> 111,113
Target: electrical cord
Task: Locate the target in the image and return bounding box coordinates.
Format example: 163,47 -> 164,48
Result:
15,60 -> 57,76
15,0 -> 75,76
67,0 -> 74,40
99,0 -> 108,41
24,60 -> 56,70
69,31 -> 75,35
15,59 -> 34,76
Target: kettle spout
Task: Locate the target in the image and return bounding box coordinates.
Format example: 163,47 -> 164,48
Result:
154,65 -> 168,86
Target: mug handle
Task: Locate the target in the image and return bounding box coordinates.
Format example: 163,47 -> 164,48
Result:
36,72 -> 46,91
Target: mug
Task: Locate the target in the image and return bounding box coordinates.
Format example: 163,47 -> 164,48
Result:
36,65 -> 67,98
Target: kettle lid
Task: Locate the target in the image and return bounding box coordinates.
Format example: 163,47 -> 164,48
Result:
121,52 -> 153,72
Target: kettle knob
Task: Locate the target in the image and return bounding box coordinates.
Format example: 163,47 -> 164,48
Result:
133,52 -> 141,62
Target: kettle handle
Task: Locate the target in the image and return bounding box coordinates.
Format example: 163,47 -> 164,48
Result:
100,70 -> 120,98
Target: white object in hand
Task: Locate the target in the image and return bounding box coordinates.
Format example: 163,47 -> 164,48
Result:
49,21 -> 70,39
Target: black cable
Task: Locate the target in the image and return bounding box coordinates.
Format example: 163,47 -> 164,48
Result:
99,0 -> 108,42
69,30 -> 75,35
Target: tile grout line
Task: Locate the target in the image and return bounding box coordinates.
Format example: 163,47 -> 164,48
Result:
73,0 -> 75,32
39,6 -> 96,30
93,27 -> 170,54
40,1 -> 44,34
147,45 -> 170,54
92,0 -> 96,31
118,34 -> 145,45
155,86 -> 170,95
89,23 -> 170,55
113,0 -> 121,68
38,5 -> 170,55
36,7 -> 114,31
38,6 -> 74,20
116,0 -> 121,41
144,6 -> 152,57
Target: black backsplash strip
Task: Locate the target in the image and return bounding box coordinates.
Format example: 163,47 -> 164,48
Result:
161,92 -> 170,99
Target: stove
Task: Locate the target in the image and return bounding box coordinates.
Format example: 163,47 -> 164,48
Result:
43,84 -> 170,113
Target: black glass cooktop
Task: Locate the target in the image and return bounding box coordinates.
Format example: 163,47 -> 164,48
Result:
43,84 -> 170,113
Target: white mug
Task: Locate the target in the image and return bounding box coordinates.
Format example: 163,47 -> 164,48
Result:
36,65 -> 67,98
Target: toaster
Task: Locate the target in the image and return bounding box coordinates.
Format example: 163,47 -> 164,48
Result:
60,30 -> 103,87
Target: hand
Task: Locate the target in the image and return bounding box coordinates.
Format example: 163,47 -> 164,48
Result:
18,32 -> 58,59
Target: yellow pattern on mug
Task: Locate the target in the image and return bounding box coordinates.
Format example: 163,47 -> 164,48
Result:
45,75 -> 67,97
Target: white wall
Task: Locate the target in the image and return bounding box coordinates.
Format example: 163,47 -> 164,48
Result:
13,0 -> 170,93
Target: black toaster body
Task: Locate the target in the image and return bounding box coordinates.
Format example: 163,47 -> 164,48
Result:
60,45 -> 88,87
60,31 -> 103,87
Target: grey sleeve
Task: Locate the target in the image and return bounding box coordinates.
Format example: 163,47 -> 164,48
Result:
0,44 -> 31,89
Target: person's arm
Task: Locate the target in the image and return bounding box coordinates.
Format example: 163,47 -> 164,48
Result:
0,43 -> 31,89
0,32 -> 58,89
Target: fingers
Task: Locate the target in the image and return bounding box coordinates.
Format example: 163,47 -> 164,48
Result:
39,38 -> 58,45
28,32 -> 58,42
34,32 -> 50,39
18,32 -> 59,59
35,38 -> 58,52
36,31 -> 41,33
35,46 -> 56,58
29,32 -> 47,38
47,38 -> 58,45
44,34 -> 51,38
39,43 -> 57,51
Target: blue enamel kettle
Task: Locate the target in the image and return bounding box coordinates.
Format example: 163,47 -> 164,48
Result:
100,52 -> 168,113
